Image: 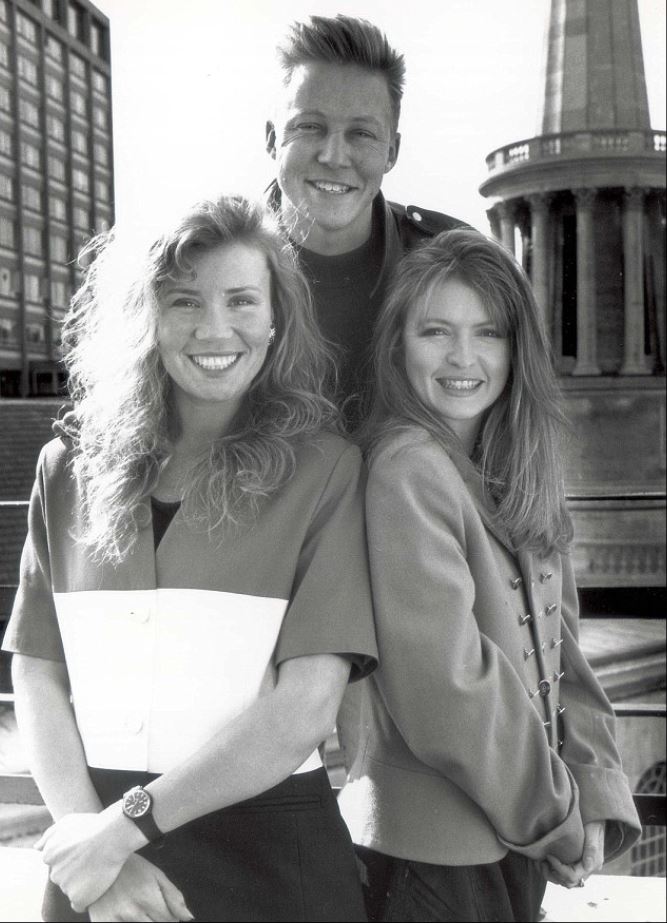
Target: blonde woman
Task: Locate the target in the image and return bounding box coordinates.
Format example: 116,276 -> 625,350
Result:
4,196 -> 375,922
337,229 -> 641,922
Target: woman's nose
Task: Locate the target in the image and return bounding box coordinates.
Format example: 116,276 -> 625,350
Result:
316,129 -> 352,167
446,336 -> 475,367
194,307 -> 233,340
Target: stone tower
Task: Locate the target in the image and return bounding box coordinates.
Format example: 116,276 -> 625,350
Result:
480,0 -> 665,597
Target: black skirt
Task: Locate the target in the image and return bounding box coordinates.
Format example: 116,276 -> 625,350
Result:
43,766 -> 367,922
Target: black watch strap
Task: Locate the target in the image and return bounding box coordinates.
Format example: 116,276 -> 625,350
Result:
130,811 -> 165,846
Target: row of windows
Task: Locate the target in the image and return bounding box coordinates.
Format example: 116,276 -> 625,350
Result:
1,172 -> 105,228
0,215 -> 90,263
0,267 -> 69,305
0,137 -> 110,196
0,2 -> 107,60
0,319 -> 52,346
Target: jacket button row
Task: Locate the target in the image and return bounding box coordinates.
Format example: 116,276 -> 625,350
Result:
518,613 -> 532,625
510,577 -> 523,590
540,571 -> 553,583
538,679 -> 551,697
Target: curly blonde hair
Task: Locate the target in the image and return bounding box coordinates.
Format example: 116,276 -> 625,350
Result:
60,195 -> 340,562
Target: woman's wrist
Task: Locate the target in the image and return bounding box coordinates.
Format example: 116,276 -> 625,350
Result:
99,800 -> 150,859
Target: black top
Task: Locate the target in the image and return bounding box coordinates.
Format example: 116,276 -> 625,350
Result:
151,496 -> 181,550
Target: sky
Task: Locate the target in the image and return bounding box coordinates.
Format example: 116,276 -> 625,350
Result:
93,0 -> 666,234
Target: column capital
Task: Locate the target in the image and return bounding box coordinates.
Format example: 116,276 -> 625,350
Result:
496,200 -> 515,220
623,186 -> 645,208
573,187 -> 596,207
527,192 -> 552,212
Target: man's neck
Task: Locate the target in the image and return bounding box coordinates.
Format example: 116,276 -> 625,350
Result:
283,204 -> 373,256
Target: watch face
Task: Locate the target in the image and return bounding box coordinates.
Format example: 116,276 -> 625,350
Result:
123,787 -> 152,819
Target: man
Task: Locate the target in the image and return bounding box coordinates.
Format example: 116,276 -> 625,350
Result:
266,14 -> 467,422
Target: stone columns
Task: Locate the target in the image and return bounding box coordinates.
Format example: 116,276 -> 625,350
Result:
572,188 -> 601,376
497,201 -> 515,254
486,208 -> 501,242
621,187 -> 650,375
528,193 -> 551,322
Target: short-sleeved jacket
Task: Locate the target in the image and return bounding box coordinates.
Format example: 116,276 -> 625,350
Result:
4,431 -> 377,776
337,427 -> 641,867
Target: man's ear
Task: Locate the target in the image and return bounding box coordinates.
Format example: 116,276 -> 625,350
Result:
385,132 -> 401,174
266,121 -> 277,159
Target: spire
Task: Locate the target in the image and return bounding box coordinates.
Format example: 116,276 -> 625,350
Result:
539,0 -> 651,135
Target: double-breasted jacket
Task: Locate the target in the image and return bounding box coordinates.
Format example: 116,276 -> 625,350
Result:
337,426 -> 641,866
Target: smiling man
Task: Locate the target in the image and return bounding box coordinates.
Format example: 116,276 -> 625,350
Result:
266,15 -> 468,424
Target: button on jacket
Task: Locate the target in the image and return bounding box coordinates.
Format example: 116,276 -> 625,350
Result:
337,426 -> 641,867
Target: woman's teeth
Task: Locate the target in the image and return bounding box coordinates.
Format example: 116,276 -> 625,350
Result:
438,379 -> 481,391
191,354 -> 239,371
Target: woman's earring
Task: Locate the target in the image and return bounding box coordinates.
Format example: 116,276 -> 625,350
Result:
268,324 -> 276,345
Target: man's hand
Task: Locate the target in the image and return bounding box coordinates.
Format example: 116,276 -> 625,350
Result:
541,820 -> 606,889
88,854 -> 194,922
35,811 -> 132,911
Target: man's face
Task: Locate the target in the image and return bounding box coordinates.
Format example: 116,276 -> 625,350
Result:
267,61 -> 400,255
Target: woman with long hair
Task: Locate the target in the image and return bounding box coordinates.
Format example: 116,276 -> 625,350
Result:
337,229 -> 640,922
4,195 -> 375,922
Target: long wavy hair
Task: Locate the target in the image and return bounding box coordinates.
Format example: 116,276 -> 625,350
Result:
60,195 -> 340,563
364,229 -> 573,556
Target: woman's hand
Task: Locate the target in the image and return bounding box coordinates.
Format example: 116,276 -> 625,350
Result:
35,810 -> 135,911
88,854 -> 194,922
541,820 -> 606,888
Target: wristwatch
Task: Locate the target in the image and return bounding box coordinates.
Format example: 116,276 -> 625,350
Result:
121,785 -> 164,845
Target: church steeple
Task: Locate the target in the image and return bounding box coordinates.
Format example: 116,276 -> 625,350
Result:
539,0 -> 651,134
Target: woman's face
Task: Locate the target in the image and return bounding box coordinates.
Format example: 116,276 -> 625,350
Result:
157,242 -> 273,421
403,276 -> 511,452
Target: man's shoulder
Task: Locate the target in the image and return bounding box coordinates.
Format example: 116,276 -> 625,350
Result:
386,199 -> 471,244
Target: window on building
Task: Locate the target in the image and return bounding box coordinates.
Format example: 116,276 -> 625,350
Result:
0,128 -> 12,157
0,319 -> 14,341
90,22 -> 104,58
19,98 -> 40,128
51,234 -> 68,262
93,142 -> 109,166
631,761 -> 666,876
0,86 -> 10,112
95,178 -> 109,202
49,194 -> 66,220
92,105 -> 107,131
0,2 -> 7,23
0,215 -> 15,247
26,322 -> 45,344
46,36 -> 63,62
73,205 -> 89,228
0,42 -> 9,69
0,267 -> 12,295
72,167 -> 89,192
46,74 -> 64,101
43,0 -> 61,22
48,155 -> 66,181
24,272 -> 42,302
70,52 -> 86,78
22,184 -> 42,210
72,129 -> 87,154
71,90 -> 86,117
18,56 -> 38,85
47,113 -> 67,142
23,225 -> 43,255
0,174 -> 13,201
21,141 -> 41,170
92,70 -> 107,94
16,12 -> 38,44
51,279 -> 68,306
67,2 -> 85,41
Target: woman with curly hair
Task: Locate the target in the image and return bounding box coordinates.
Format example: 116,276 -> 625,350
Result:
4,195 -> 375,922
337,229 -> 640,922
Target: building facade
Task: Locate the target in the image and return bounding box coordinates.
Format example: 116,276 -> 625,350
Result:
0,0 -> 113,397
480,0 -> 666,598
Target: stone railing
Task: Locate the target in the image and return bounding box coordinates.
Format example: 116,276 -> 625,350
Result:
485,129 -> 667,172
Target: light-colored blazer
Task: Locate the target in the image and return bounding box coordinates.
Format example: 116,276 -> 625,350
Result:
337,426 -> 641,867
